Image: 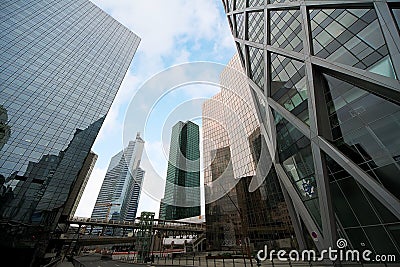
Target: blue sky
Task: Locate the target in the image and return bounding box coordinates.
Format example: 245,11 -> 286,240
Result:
75,0 -> 236,218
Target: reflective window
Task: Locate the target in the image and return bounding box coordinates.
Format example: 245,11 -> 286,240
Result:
269,0 -> 297,4
249,0 -> 265,7
325,153 -> 400,257
323,73 -> 400,201
236,42 -> 246,68
204,68 -> 296,250
273,111 -> 322,230
236,0 -> 245,10
248,11 -> 264,43
270,9 -> 304,52
270,53 -> 309,124
235,13 -> 245,39
228,0 -> 234,12
0,0 -> 139,225
162,121 -> 201,220
392,8 -> 400,29
310,8 -> 396,79
248,46 -> 265,89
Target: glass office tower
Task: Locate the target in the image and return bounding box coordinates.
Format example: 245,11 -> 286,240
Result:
160,121 -> 201,220
222,0 -> 400,260
0,0 -> 140,265
203,54 -> 297,252
91,134 -> 145,222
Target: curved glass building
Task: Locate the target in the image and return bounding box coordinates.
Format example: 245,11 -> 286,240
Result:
222,0 -> 400,261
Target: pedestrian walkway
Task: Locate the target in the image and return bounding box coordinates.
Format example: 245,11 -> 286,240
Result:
56,260 -> 74,267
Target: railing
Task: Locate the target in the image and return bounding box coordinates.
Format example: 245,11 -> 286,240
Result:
67,216 -> 205,232
193,232 -> 206,247
42,256 -> 62,267
117,254 -> 366,267
71,257 -> 86,267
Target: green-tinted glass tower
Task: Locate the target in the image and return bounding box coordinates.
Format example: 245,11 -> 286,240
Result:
160,121 -> 201,220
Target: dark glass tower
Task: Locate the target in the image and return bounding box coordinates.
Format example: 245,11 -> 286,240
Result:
222,0 -> 400,261
0,0 -> 140,265
160,121 -> 201,220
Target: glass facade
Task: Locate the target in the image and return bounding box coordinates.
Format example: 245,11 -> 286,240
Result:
325,152 -> 400,258
270,53 -> 309,124
323,73 -> 400,201
219,55 -> 260,179
249,46 -> 265,90
203,54 -> 296,252
270,9 -> 303,52
66,151 -> 97,218
160,121 -> 201,220
310,8 -> 396,79
273,111 -> 321,230
248,11 -> 264,44
205,146 -> 242,250
0,0 -> 140,264
392,7 -> 400,33
223,0 -> 400,259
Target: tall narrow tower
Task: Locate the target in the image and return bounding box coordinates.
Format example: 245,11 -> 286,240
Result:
91,133 -> 145,222
160,121 -> 201,220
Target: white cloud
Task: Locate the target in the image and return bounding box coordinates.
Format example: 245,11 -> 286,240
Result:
74,167 -> 108,218
91,0 -> 234,62
80,0 -> 236,217
172,49 -> 191,65
95,71 -> 140,143
92,0 -> 235,145
143,140 -> 169,179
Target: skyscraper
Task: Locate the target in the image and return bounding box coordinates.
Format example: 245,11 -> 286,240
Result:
160,121 -> 201,220
92,133 -> 145,222
0,0 -> 140,264
0,105 -> 10,151
222,0 -> 400,259
203,54 -> 296,252
66,151 -> 98,218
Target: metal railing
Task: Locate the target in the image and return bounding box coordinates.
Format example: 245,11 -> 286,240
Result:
67,216 -> 205,232
118,255 -> 366,267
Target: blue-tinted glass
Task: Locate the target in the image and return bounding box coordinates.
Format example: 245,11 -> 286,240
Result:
273,111 -> 322,231
248,46 -> 265,89
248,11 -> 264,43
391,8 -> 400,33
0,0 -> 139,225
310,8 -> 396,79
270,9 -> 304,52
323,73 -> 400,201
270,53 -> 309,124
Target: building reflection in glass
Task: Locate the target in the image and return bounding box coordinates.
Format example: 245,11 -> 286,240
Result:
0,105 -> 11,152
0,116 -> 103,225
203,54 -> 297,252
0,0 -> 140,265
